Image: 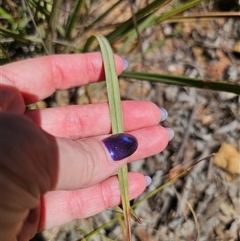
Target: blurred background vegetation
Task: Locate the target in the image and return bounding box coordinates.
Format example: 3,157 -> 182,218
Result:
1,0 -> 240,94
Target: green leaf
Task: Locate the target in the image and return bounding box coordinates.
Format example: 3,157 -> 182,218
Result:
121,71 -> 240,95
65,0 -> 85,40
95,36 -> 132,241
0,7 -> 14,24
105,0 -> 169,43
0,27 -> 42,44
118,0 -> 203,54
45,0 -> 63,53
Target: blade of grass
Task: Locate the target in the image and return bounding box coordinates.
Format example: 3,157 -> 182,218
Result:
0,27 -> 42,44
154,0 -> 204,24
186,200 -> 200,241
83,0 -> 169,52
117,12 -> 155,54
168,11 -> 240,22
105,0 -> 169,43
27,0 -> 50,17
115,206 -> 126,237
133,154 -> 214,208
78,216 -> 118,240
44,0 -> 63,53
65,0 -> 85,40
121,71 -> 240,95
95,36 -> 132,241
118,0 -> 203,54
79,155 -> 213,240
0,7 -> 14,24
96,36 -> 124,133
84,0 -> 122,32
82,35 -> 96,52
83,0 -> 172,53
24,0 -> 50,54
132,28 -> 182,60
0,43 -> 12,62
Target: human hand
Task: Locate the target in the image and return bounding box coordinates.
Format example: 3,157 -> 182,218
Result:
0,53 -> 173,241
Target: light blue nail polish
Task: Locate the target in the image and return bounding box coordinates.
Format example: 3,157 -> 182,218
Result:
122,58 -> 129,71
160,107 -> 168,122
165,127 -> 174,141
145,176 -> 152,186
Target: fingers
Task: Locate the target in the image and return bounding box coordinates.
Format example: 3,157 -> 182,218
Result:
25,101 -> 161,138
39,173 -> 147,231
55,125 -> 169,190
2,53 -> 125,104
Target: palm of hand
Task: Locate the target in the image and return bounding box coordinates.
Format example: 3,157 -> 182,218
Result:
0,53 -> 169,241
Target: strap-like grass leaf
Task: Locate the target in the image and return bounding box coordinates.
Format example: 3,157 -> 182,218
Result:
121,71 -> 240,95
95,36 -> 133,241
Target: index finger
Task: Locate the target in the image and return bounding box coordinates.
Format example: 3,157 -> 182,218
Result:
2,52 -> 125,104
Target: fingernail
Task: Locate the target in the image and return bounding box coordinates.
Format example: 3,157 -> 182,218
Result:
122,58 -> 129,71
160,107 -> 168,122
145,176 -> 152,186
165,127 -> 174,141
102,133 -> 138,161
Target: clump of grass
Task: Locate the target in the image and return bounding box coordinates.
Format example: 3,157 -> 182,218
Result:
1,0 -> 239,93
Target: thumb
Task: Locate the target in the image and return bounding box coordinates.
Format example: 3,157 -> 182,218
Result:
0,113 -> 58,240
1,113 -> 58,199
55,133 -> 138,190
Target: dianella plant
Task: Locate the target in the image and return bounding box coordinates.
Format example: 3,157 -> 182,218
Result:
1,0 -> 239,240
